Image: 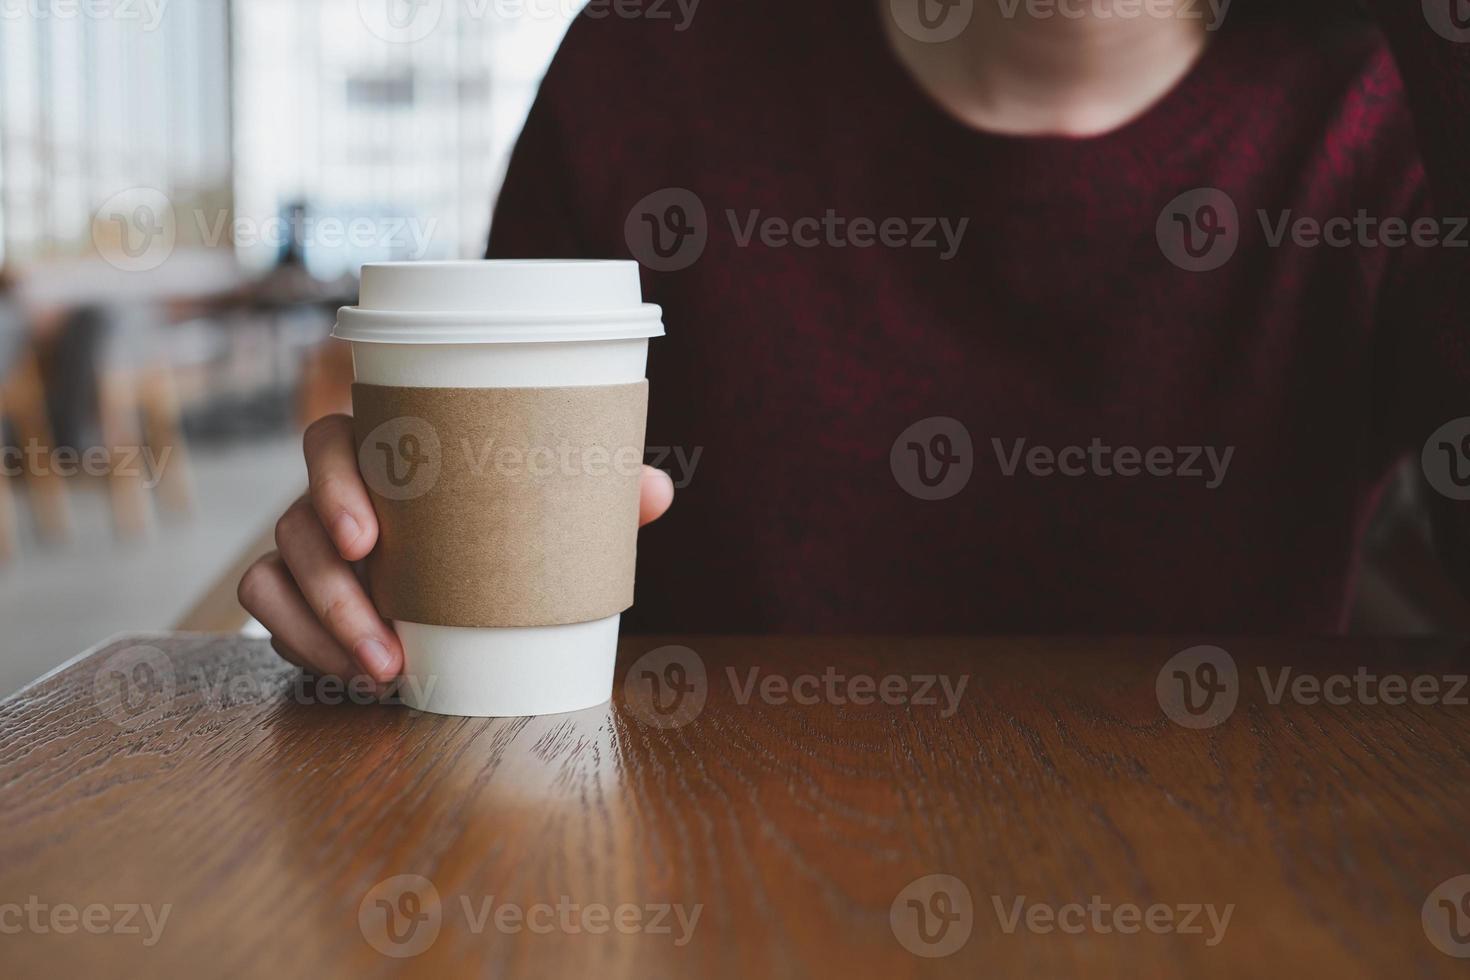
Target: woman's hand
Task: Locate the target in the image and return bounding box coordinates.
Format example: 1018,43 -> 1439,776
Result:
238,414 -> 675,684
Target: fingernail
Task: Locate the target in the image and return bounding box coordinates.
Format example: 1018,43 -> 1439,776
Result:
354,637 -> 394,678
333,511 -> 362,549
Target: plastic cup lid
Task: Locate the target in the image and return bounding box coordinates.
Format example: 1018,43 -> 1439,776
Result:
333,260 -> 665,345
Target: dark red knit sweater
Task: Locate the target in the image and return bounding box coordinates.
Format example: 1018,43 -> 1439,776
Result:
488,1 -> 1470,633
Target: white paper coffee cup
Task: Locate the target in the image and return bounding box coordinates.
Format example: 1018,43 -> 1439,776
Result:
333,260 -> 663,717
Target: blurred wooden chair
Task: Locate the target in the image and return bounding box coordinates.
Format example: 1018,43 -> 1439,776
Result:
48,304 -> 195,540
101,309 -> 196,537
297,330 -> 354,427
0,306 -> 74,560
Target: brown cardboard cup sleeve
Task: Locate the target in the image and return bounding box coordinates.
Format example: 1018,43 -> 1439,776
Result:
352,381 -> 649,629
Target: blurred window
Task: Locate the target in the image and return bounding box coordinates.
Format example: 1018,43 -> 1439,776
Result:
0,0 -> 579,274
231,0 -> 583,278
0,1 -> 232,264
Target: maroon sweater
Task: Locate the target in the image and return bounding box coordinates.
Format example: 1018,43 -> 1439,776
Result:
487,1 -> 1470,633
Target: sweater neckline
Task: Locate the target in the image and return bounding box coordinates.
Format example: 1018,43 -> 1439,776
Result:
857,2 -> 1244,157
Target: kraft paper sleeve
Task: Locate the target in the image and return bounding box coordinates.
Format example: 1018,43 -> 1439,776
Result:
351,381 -> 649,629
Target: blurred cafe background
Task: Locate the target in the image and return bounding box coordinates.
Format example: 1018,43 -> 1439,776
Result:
0,0 -> 583,693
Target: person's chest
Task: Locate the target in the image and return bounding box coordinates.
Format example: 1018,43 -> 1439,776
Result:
578,17 -> 1428,629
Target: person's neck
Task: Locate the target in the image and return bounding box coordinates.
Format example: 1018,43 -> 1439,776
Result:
882,3 -> 1211,137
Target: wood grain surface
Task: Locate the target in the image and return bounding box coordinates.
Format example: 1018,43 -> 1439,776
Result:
1,634 -> 1469,978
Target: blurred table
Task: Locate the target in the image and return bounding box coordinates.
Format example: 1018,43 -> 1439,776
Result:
1,635 -> 1468,978
174,522 -> 276,631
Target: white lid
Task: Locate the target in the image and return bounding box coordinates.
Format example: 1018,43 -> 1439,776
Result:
333,260 -> 665,345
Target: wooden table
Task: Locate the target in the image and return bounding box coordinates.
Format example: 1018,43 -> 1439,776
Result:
2,634 -> 1469,978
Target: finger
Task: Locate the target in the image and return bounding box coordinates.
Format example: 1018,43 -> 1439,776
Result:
271,638 -> 309,672
238,552 -> 358,678
303,413 -> 378,562
639,465 -> 675,526
275,497 -> 404,684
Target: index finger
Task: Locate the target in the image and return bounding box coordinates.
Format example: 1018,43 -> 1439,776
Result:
303,413 -> 378,562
